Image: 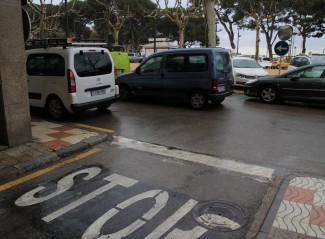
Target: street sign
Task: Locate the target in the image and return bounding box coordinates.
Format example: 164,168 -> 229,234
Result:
278,25 -> 293,41
274,41 -> 289,56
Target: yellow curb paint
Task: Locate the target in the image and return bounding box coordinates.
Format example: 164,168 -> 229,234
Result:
0,148 -> 100,192
71,123 -> 114,133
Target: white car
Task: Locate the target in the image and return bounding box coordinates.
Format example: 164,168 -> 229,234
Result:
287,54 -> 325,71
258,56 -> 272,68
26,39 -> 119,120
233,57 -> 269,86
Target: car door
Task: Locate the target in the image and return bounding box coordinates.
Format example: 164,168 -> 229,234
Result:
131,56 -> 164,96
26,53 -> 47,107
280,66 -> 325,101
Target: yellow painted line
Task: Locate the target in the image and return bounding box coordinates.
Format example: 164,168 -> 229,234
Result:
0,148 -> 101,192
72,123 -> 114,133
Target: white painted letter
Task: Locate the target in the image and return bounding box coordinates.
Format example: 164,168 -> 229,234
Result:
82,190 -> 169,239
15,167 -> 102,207
42,173 -> 138,222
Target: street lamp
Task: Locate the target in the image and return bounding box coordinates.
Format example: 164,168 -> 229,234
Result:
65,0 -> 68,38
236,28 -> 241,54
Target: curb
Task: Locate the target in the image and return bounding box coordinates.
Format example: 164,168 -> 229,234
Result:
0,133 -> 110,180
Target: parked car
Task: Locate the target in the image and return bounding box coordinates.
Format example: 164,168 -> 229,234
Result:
258,56 -> 272,68
288,54 -> 325,71
26,39 -> 119,120
127,52 -> 145,63
118,48 -> 234,109
271,57 -> 289,69
233,57 -> 269,86
107,45 -> 130,75
243,64 -> 325,104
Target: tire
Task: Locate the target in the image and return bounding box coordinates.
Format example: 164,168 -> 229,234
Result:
189,91 -> 207,110
211,98 -> 225,104
259,85 -> 278,104
97,104 -> 111,111
119,85 -> 131,101
46,96 -> 67,120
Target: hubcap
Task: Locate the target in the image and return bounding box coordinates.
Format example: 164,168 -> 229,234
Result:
191,93 -> 205,109
49,100 -> 62,119
262,88 -> 275,102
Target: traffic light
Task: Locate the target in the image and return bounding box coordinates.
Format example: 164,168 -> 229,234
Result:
21,0 -> 31,42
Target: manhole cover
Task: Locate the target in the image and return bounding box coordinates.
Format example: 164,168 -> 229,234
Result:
192,200 -> 248,232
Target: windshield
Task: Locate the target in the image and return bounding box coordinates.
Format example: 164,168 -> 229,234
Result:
74,52 -> 112,77
233,59 -> 261,68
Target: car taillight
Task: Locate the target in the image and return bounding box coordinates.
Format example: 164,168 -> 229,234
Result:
114,67 -> 117,80
68,69 -> 76,93
212,79 -> 218,89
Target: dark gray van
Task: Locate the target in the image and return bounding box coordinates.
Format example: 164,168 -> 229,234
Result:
117,48 -> 233,109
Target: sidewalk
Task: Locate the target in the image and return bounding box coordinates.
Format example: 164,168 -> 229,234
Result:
257,175 -> 325,239
0,117 -> 110,182
1,117 -> 325,238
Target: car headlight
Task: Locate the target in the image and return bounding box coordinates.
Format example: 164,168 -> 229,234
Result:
246,79 -> 259,84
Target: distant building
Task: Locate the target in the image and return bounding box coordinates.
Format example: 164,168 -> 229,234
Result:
142,38 -> 178,57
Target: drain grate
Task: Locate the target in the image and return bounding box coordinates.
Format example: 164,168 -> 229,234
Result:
192,200 -> 248,232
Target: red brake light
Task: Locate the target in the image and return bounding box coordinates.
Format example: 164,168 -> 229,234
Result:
68,69 -> 76,93
114,67 -> 117,80
212,79 -> 218,89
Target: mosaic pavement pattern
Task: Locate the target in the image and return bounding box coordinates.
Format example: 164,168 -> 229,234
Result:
271,177 -> 325,238
31,118 -> 98,151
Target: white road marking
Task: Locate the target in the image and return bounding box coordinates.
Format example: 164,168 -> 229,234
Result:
112,136 -> 274,182
42,173 -> 138,222
145,199 -> 200,239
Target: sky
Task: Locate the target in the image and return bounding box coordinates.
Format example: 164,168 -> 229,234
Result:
32,0 -> 325,56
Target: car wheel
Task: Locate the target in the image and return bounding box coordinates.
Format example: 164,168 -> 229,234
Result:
211,98 -> 225,104
97,104 -> 111,111
259,85 -> 278,104
119,85 -> 131,101
189,91 -> 207,110
46,96 -> 67,120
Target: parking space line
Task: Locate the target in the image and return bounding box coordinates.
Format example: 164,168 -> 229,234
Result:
0,148 -> 101,192
112,136 -> 274,182
71,123 -> 114,133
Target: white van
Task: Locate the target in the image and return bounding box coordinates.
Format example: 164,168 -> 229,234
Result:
26,40 -> 119,120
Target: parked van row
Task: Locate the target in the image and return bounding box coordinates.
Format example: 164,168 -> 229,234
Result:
25,41 -> 235,119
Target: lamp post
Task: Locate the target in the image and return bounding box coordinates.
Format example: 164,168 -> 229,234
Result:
65,0 -> 68,38
236,28 -> 241,54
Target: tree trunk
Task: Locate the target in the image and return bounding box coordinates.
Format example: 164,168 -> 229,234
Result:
302,34 -> 306,54
179,27 -> 185,48
255,19 -> 260,60
203,0 -> 216,47
113,29 -> 119,45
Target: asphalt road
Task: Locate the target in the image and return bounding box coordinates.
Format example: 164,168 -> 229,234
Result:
2,93 -> 325,239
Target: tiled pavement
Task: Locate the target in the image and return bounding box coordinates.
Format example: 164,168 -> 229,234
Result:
258,176 -> 325,239
31,117 -> 99,151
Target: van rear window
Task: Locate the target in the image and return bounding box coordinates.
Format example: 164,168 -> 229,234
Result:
74,52 -> 112,77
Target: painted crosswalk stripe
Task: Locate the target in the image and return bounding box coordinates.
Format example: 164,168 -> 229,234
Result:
112,136 -> 274,182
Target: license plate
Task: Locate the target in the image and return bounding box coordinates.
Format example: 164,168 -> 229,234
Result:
91,89 -> 106,96
218,86 -> 225,92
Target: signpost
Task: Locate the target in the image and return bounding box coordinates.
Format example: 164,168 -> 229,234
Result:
274,26 -> 293,75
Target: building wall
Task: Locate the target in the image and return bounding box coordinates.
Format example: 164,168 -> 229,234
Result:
0,0 -> 32,146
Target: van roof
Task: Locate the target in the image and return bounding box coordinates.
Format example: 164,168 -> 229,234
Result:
151,47 -> 229,56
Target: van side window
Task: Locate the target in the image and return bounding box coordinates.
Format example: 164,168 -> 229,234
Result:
166,55 -> 185,72
188,55 -> 208,72
27,54 -> 45,76
27,54 -> 65,76
45,54 -> 65,76
140,56 -> 163,74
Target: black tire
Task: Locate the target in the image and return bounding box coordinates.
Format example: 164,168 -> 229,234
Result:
259,85 -> 278,104
46,96 -> 67,120
97,104 -> 111,111
189,91 -> 207,110
211,98 -> 225,104
119,85 -> 131,101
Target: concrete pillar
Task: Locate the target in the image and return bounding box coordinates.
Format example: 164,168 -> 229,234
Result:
0,0 -> 32,147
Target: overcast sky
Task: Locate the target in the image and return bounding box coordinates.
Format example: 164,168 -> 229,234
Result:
32,0 -> 325,55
